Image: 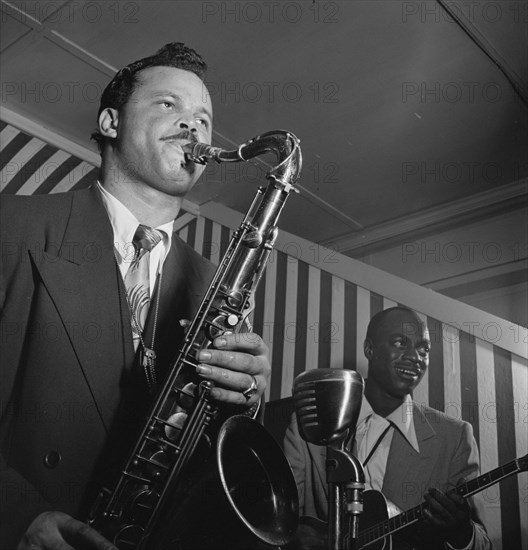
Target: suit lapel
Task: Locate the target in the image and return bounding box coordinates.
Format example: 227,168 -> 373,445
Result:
30,187 -> 132,430
383,403 -> 439,509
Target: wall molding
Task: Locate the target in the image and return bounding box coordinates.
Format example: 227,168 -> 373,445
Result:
427,260 -> 528,294
321,179 -> 528,255
1,107 -> 102,166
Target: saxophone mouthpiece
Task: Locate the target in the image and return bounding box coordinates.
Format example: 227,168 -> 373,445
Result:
183,142 -> 222,165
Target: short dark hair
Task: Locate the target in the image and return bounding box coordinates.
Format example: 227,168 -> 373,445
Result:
366,306 -> 422,342
91,42 -> 207,153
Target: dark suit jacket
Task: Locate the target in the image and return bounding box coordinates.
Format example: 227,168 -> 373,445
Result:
0,187 -> 216,547
283,403 -> 492,549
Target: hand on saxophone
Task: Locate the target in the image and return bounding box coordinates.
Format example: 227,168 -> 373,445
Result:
195,332 -> 270,408
17,511 -> 117,550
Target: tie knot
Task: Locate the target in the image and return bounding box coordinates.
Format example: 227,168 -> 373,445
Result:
133,224 -> 164,255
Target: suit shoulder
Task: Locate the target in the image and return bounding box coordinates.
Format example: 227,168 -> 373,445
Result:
0,191 -> 75,227
415,403 -> 472,434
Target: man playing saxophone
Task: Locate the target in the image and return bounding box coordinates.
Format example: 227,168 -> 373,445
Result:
0,43 -> 271,549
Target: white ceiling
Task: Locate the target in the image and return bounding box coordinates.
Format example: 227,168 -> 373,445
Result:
1,0 -> 527,256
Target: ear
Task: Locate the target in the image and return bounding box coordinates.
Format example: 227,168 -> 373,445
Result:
364,337 -> 374,361
98,108 -> 119,139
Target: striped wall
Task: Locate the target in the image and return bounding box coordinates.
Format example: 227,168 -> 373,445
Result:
2,120 -> 527,549
0,120 -> 98,193
178,217 -> 528,550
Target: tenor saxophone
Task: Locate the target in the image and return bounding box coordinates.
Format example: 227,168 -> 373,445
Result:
88,130 -> 302,549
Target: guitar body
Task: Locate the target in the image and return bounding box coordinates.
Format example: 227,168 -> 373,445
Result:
359,491 -> 416,550
358,491 -> 392,550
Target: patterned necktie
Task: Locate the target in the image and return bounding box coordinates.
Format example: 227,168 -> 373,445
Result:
124,224 -> 164,349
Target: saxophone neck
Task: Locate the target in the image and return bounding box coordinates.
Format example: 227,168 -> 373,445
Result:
183,130 -> 302,188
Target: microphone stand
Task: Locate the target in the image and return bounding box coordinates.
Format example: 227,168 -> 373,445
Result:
292,368 -> 365,550
326,432 -> 365,550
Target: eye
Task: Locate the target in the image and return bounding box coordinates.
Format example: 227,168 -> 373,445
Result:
392,338 -> 406,348
418,345 -> 430,357
196,117 -> 209,128
160,101 -> 174,109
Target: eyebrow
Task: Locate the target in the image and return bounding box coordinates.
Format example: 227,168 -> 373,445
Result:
390,333 -> 431,346
153,91 -> 213,121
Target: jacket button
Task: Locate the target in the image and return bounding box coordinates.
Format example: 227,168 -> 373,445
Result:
43,451 -> 61,469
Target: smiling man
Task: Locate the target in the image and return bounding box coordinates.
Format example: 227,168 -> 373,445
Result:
0,43 -> 271,549
284,307 -> 492,550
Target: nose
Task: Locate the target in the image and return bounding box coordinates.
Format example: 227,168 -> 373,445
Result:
178,119 -> 198,135
403,347 -> 421,364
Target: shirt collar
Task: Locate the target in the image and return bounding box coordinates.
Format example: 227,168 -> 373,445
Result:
96,181 -> 174,262
359,394 -> 420,454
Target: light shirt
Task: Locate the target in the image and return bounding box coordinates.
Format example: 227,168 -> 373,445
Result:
354,394 -> 419,493
97,182 -> 174,295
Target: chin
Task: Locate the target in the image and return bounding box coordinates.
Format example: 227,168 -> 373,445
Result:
167,179 -> 197,197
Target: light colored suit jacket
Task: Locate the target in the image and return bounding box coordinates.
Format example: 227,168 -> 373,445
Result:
283,402 -> 492,549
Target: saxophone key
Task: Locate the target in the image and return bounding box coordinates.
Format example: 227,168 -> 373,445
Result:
206,315 -> 229,340
165,412 -> 188,440
129,489 -> 160,518
226,313 -> 239,327
243,230 -> 263,248
135,451 -> 170,470
136,450 -> 171,482
122,470 -> 151,484
225,289 -> 244,307
114,524 -> 144,549
173,382 -> 196,409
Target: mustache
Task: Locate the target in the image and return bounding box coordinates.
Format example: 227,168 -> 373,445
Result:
161,130 -> 198,142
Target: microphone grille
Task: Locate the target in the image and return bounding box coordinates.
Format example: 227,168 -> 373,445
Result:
292,369 -> 364,446
293,381 -> 319,434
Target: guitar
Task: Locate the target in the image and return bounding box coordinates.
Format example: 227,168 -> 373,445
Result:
357,453 -> 527,550
298,454 -> 527,550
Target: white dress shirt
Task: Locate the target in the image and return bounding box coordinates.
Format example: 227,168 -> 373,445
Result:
355,394 -> 419,494
97,181 -> 174,295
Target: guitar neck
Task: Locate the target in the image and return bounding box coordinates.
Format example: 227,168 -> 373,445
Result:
451,458 -> 521,499
358,457 -> 524,548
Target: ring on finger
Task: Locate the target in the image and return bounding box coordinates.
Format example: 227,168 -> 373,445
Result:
242,375 -> 258,401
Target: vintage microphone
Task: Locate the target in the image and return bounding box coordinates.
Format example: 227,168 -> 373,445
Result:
292,369 -> 365,550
